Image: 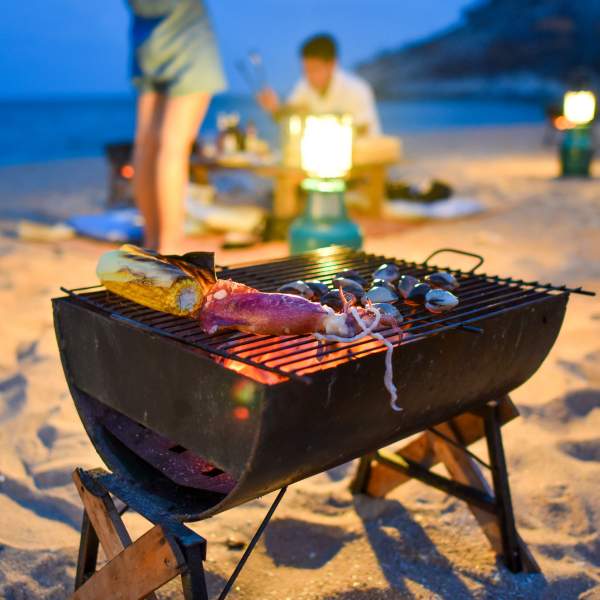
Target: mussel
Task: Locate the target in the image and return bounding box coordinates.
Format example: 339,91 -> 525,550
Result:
362,285 -> 399,305
321,290 -> 356,312
424,271 -> 459,291
397,274 -> 419,299
277,280 -> 315,300
405,283 -> 431,306
424,289 -> 459,313
372,302 -> 403,323
304,280 -> 330,299
372,278 -> 398,294
334,269 -> 368,288
331,277 -> 366,299
372,263 -> 402,283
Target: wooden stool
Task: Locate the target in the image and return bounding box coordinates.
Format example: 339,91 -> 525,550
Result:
351,396 -> 540,573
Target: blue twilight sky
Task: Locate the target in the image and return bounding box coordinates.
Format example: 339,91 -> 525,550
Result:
0,0 -> 472,100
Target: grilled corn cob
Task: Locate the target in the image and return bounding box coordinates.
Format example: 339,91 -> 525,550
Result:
96,244 -> 216,316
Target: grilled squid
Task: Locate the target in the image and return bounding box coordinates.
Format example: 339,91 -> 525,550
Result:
199,279 -> 397,338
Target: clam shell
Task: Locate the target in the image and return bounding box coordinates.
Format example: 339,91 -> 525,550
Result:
372,279 -> 398,294
424,271 -> 459,291
321,290 -> 355,312
424,289 -> 459,313
372,263 -> 402,283
305,280 -> 330,299
362,286 -> 399,305
331,277 -> 366,298
372,302 -> 403,322
334,270 -> 368,288
277,280 -> 315,300
405,283 -> 431,306
397,274 -> 419,299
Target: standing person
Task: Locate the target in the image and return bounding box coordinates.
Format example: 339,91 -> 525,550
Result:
127,0 -> 225,252
257,33 -> 381,137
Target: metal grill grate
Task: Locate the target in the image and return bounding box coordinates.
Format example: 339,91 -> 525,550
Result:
61,246 -> 593,384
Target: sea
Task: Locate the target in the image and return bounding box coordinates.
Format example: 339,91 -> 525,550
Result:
0,94 -> 546,166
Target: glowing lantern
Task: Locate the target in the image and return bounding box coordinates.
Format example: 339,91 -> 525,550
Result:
560,90 -> 596,177
289,113 -> 362,254
300,114 -> 353,179
563,91 -> 596,126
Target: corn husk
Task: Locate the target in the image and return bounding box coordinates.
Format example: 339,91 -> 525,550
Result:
96,244 -> 216,316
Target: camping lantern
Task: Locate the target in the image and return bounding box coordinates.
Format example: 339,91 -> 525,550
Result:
560,90 -> 596,177
289,114 -> 362,254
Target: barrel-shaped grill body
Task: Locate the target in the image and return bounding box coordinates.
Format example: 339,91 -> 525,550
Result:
53,280 -> 567,521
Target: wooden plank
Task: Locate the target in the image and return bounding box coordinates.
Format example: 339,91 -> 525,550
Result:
73,469 -> 132,561
366,433 -> 436,496
73,469 -> 160,599
72,525 -> 184,600
364,397 -> 518,498
429,422 -> 504,555
431,421 -> 540,572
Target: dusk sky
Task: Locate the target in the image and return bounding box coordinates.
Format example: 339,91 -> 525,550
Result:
0,0 -> 472,99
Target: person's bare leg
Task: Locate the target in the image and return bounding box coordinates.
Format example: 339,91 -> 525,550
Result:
133,92 -> 164,249
154,93 -> 211,253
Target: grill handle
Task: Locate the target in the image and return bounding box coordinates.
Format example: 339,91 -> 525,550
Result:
424,248 -> 485,273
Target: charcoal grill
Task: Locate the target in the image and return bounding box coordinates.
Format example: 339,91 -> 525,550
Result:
53,246 -> 593,599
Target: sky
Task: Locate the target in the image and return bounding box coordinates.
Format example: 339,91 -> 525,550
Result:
0,0 -> 472,99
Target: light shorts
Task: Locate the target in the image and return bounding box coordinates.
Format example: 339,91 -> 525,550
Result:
129,0 -> 226,97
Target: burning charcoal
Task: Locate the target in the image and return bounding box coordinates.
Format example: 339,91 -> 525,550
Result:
321,290 -> 355,312
372,263 -> 402,283
334,269 -> 368,288
277,280 -> 315,300
331,277 -> 365,299
372,302 -> 403,322
405,283 -> 431,306
397,275 -> 419,299
372,279 -> 398,294
425,289 -> 459,314
424,271 -> 459,291
362,285 -> 398,305
305,280 -> 330,300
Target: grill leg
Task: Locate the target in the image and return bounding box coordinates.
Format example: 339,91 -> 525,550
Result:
350,454 -> 374,494
74,511 -> 99,590
483,401 -> 523,573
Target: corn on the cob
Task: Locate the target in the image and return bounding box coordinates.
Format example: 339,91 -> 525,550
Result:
96,245 -> 216,317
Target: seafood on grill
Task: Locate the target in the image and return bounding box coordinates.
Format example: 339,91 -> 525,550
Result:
424,289 -> 459,313
398,274 -> 419,299
405,282 -> 432,306
277,280 -> 315,300
424,271 -> 459,291
97,246 -> 408,411
362,285 -> 399,305
372,263 -> 402,283
97,245 -> 398,339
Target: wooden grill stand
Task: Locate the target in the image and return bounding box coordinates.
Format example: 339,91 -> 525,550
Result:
70,396 -> 537,599
351,396 -> 539,573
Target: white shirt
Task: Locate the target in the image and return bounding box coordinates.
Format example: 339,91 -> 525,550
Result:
288,68 -> 382,136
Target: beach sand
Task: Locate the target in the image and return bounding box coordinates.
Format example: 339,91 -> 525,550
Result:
0,125 -> 599,599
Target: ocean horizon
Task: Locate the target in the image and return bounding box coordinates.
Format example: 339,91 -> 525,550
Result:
0,94 -> 546,166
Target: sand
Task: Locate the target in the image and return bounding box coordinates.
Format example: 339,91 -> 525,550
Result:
0,124 -> 599,599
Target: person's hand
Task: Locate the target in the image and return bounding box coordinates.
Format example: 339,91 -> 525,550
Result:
257,87 -> 280,113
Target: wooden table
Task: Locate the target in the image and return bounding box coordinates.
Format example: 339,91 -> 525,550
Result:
190,156 -> 393,220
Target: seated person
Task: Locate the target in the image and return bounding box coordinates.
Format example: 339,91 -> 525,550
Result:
257,33 -> 381,137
